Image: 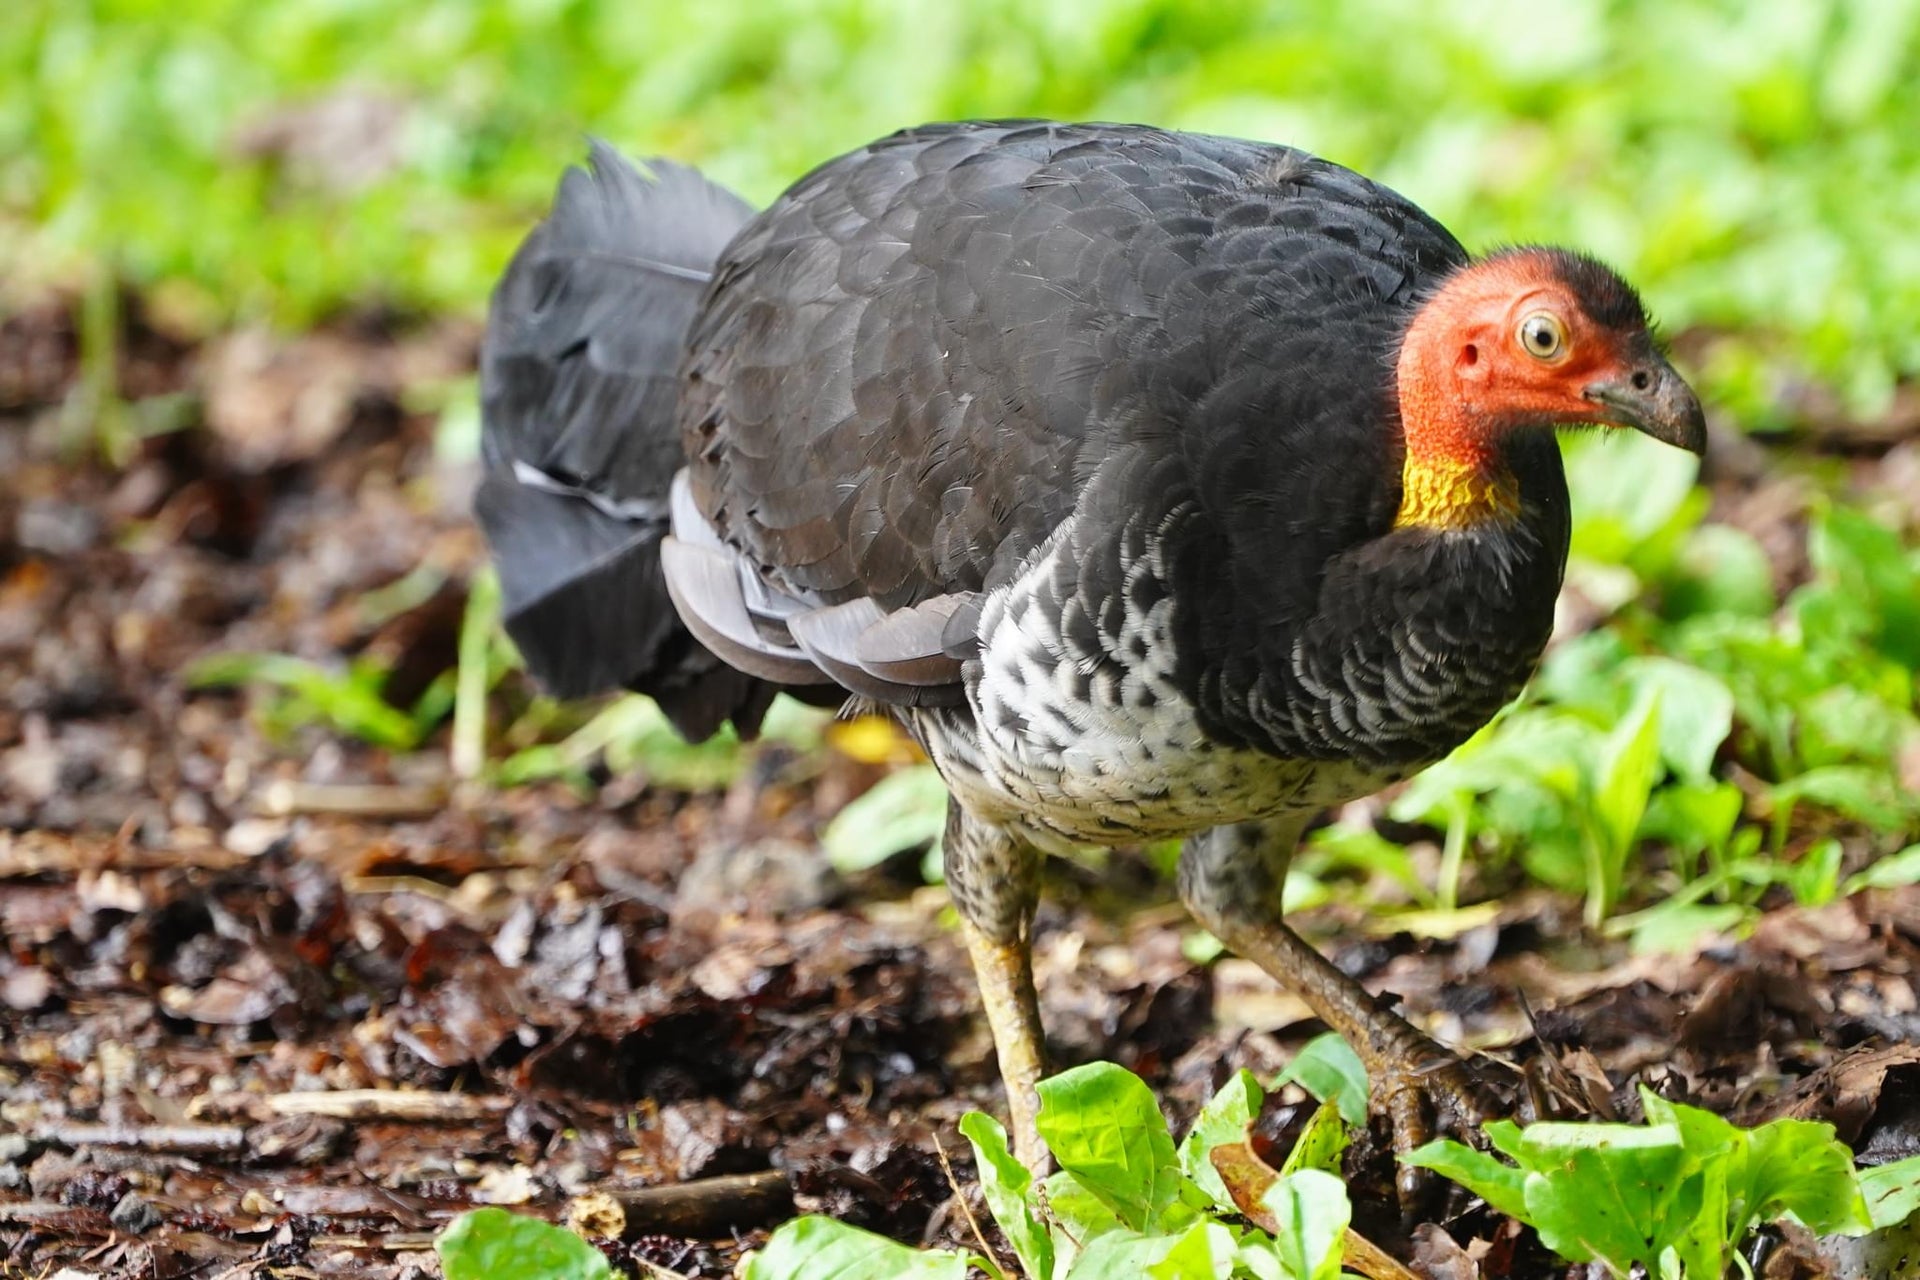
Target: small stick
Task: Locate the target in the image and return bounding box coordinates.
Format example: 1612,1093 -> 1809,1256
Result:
191,1089 -> 511,1123
608,1171 -> 792,1238
257,780 -> 446,818
932,1133 -> 998,1269
29,1122 -> 246,1156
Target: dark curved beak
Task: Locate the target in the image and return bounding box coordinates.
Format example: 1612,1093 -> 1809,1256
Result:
1584,356 -> 1706,455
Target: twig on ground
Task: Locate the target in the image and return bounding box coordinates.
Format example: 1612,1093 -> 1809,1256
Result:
190,1089 -> 511,1123
606,1170 -> 793,1238
256,779 -> 446,817
27,1122 -> 247,1156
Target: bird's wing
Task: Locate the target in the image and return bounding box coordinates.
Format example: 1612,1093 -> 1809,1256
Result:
672,121 -> 1468,707
661,473 -> 968,704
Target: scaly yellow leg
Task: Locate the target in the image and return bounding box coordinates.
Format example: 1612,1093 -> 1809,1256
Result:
943,803 -> 1049,1172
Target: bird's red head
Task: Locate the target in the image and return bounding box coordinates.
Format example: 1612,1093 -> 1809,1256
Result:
1393,247 -> 1705,530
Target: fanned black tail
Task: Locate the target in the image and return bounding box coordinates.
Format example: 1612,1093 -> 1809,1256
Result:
474,140 -> 773,739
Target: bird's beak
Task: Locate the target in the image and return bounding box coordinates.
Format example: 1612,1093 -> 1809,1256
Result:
1583,357 -> 1707,455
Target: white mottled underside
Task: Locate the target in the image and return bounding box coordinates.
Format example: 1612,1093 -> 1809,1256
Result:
913,515 -> 1404,853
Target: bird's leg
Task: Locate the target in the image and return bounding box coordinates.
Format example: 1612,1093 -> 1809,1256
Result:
943,802 -> 1048,1172
1178,817 -> 1493,1204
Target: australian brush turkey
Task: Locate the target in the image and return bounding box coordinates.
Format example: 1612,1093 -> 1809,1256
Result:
476,121 -> 1705,1187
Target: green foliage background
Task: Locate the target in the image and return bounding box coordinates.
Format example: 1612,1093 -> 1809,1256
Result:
8,0 -> 1920,420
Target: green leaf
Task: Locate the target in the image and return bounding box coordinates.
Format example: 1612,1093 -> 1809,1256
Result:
1400,1139 -> 1529,1222
1742,1117 -> 1872,1236
184,652 -> 424,750
1509,1121 -> 1695,1272
1588,687 -> 1664,926
1178,1070 -> 1264,1209
822,765 -> 950,873
960,1112 -> 1052,1280
1775,766 -> 1916,835
1845,844 -> 1920,895
1619,900 -> 1752,956
1665,523 -> 1778,620
1810,506 -> 1920,668
436,1208 -> 614,1280
1042,1168 -> 1126,1245
1277,1100 -> 1349,1180
1259,1169 -> 1350,1280
1622,658 -> 1735,785
742,1215 -> 970,1280
1275,1032 -> 1369,1128
1859,1154 -> 1920,1231
1636,1092 -> 1739,1277
1145,1221 -> 1238,1280
1062,1228 -> 1178,1280
1037,1063 -> 1184,1231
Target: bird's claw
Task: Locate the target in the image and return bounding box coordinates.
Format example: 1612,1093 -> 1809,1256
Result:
1375,1040 -> 1501,1215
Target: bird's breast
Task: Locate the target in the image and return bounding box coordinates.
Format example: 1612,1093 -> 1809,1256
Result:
908,514 -> 1408,851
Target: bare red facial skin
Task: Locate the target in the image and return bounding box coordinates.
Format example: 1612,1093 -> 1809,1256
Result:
1398,254 -> 1641,474
1390,249 -> 1703,530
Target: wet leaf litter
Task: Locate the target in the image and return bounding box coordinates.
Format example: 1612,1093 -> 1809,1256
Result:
2,299 -> 1917,1277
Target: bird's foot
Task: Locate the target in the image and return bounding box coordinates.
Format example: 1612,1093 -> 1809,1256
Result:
1372,1034 -> 1503,1214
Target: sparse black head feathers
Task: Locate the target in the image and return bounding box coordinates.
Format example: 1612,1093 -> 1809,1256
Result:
1482,245 -> 1649,333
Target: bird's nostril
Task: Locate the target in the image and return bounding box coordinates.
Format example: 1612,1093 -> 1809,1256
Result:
1631,370 -> 1652,391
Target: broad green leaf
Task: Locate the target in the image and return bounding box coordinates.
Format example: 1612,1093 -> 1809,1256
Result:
1665,523 -> 1777,620
1509,1122 -> 1695,1272
1782,838 -> 1845,908
1400,1139 -> 1528,1221
1277,1100 -> 1349,1180
1037,1063 -> 1183,1231
960,1112 -> 1052,1280
1178,1070 -> 1264,1209
1860,1154 -> 1920,1231
1622,658 -> 1735,785
1742,1117 -> 1872,1236
436,1208 -> 613,1280
1042,1168 -> 1125,1243
1638,781 -> 1743,870
1810,506 -> 1920,668
1063,1228 -> 1178,1280
1564,428 -> 1703,563
1260,1169 -> 1350,1280
1144,1221 -> 1238,1280
741,1215 -> 969,1280
1620,900 -> 1752,956
1638,1092 -> 1739,1278
821,764 -> 949,873
1234,1236 -> 1286,1280
1274,1033 -> 1369,1128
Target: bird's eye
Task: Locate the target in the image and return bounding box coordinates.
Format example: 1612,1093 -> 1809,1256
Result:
1517,311 -> 1566,360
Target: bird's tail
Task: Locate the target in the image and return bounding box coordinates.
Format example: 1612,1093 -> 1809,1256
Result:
473,140 -> 775,740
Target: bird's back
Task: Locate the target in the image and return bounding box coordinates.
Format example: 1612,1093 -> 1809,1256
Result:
680,120 -> 1471,612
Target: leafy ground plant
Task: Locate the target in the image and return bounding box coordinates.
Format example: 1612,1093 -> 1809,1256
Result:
1404,1087 -> 1920,1279
741,1059 -> 1360,1280
427,1050 -> 1920,1280
436,1207 -> 613,1280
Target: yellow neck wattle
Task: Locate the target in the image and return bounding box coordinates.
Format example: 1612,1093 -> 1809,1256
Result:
1393,453 -> 1521,530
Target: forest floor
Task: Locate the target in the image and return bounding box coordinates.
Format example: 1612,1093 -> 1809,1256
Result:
3,298 -> 1918,1279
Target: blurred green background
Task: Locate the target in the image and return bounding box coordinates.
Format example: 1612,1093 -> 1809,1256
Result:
6,0 -> 1917,939
9,0 -> 1920,420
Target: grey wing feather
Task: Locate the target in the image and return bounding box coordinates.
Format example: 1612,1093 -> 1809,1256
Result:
658,536 -> 836,686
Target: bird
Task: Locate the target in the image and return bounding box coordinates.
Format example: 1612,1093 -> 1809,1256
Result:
474,120 -> 1705,1193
